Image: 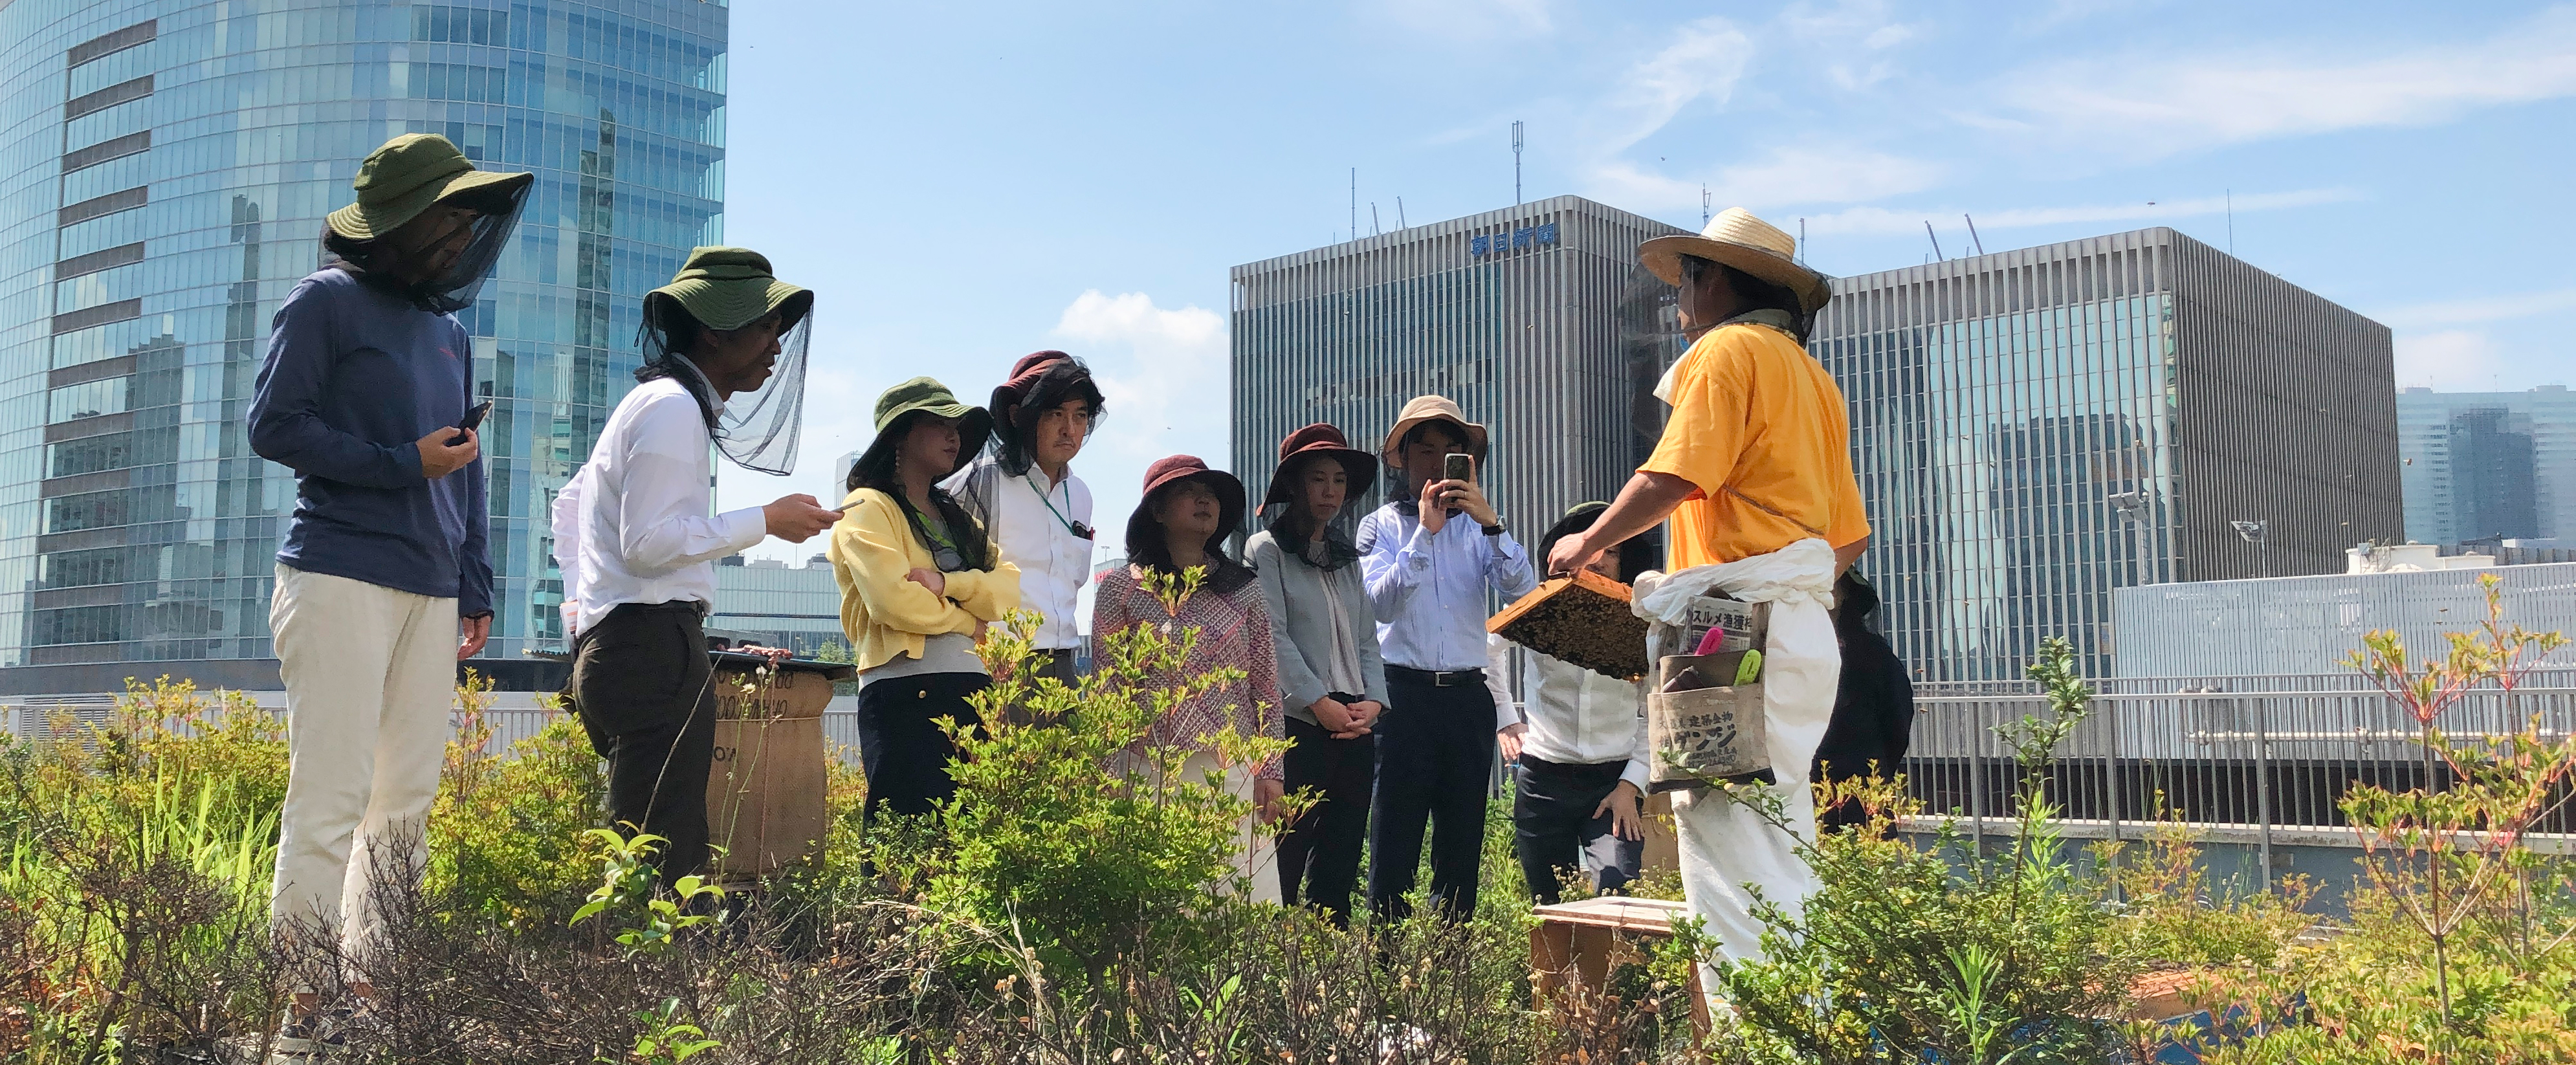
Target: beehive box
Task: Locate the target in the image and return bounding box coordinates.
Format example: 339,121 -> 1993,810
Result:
1486,569 -> 1650,680
705,655 -> 850,878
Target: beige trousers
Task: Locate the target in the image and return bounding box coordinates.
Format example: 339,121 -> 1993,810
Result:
1111,749 -> 1282,904
267,565 -> 457,983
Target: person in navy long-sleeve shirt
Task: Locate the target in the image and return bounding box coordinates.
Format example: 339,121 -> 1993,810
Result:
250,269 -> 492,616
248,133 -> 529,1046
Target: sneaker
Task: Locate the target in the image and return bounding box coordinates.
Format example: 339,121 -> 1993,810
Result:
269,1007 -> 347,1062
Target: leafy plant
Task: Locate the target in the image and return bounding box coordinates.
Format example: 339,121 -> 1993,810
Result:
1677,637 -> 2135,1064
2097,795 -> 2318,969
428,693 -> 607,927
919,566 -> 1293,983
2343,572 -> 2573,1023
607,996 -> 721,1065
571,828 -> 725,958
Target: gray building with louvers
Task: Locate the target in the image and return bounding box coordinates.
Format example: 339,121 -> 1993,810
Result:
1811,227 -> 2403,681
1229,195 -> 1688,542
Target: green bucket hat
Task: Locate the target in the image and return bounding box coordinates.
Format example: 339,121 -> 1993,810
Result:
857,377 -> 994,481
646,247 -> 813,333
325,133 -> 533,241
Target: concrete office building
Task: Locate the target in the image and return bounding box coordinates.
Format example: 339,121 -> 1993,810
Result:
2396,385 -> 2576,547
709,556 -> 842,656
1229,195 -> 1688,542
1812,228 -> 2403,682
0,0 -> 729,692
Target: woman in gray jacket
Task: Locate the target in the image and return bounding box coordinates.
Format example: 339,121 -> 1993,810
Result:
1247,424 -> 1388,927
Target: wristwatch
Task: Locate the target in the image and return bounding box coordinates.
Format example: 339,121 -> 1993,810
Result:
1481,520 -> 1507,537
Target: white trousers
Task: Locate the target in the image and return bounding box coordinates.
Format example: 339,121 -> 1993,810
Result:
267,564 -> 457,983
1635,541 -> 1841,984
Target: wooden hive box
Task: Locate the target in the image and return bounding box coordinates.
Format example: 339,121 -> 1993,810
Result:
1486,569 -> 1649,680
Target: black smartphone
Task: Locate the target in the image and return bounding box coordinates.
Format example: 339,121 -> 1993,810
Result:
448,400 -> 492,446
1443,452 -> 1474,484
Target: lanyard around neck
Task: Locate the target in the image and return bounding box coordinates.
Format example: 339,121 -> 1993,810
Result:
1025,471 -> 1092,540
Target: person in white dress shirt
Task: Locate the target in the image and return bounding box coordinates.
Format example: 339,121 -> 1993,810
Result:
550,248 -> 839,883
941,350 -> 1101,689
1490,501 -> 1661,904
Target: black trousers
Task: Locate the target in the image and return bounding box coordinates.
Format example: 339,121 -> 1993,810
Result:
571,602 -> 716,884
854,672 -> 988,822
1514,756 -> 1644,905
1276,709 -> 1376,927
1369,669 -> 1497,922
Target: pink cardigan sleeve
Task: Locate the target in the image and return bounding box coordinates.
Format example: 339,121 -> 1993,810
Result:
1236,583 -> 1286,780
1089,566 -> 1144,672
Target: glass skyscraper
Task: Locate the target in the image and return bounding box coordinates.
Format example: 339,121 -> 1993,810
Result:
1811,228 -> 2403,681
0,0 -> 727,692
1230,195 -> 1688,541
2395,385 -> 2575,548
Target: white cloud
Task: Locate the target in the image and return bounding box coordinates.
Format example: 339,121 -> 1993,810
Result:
1977,6 -> 2576,159
2376,287 -> 2576,330
2394,330 -> 2512,392
1051,291 -> 1231,561
1589,142 -> 1944,214
1801,186 -> 2362,236
1598,17 -> 1754,151
1777,0 -> 1915,89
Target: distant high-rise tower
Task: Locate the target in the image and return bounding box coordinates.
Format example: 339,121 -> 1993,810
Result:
2396,386 -> 2573,548
1809,228 -> 2403,681
0,0 -> 729,692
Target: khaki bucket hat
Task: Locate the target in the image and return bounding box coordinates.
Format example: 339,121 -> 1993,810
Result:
646,247 -> 813,333
325,133 -> 533,241
1380,394 -> 1488,459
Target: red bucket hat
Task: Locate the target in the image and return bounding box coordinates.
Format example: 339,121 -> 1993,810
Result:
1127,454 -> 1246,560
1263,423 -> 1378,506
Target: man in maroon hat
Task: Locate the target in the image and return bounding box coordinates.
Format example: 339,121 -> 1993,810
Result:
943,351 -> 1105,686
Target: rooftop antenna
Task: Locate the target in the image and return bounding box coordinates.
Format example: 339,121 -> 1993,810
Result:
1512,120 -> 1525,205
1349,168 -> 1356,241
1798,217 -> 1806,263
1923,220 -> 1945,261
1371,203 -> 1381,236
2226,188 -> 2235,256
1397,197 -> 1407,228
1701,184 -> 1712,226
1963,214 -> 1986,256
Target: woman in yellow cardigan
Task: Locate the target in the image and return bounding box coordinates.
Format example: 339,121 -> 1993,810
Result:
830,377 -> 1021,822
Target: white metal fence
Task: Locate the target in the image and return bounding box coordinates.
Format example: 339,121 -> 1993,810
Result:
1904,669 -> 2576,884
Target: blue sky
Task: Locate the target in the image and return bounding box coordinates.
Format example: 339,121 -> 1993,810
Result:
715,0 -> 2576,559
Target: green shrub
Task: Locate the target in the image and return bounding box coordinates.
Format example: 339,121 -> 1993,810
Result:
1684,637 -> 2137,1065
919,567 -> 1292,983
428,680 -> 608,928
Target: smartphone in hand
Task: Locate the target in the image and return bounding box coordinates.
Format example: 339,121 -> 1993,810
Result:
448,400 -> 493,446
1443,452 -> 1474,484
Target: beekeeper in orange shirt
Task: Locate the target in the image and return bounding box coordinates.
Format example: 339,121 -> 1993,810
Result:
1547,208 -> 1867,980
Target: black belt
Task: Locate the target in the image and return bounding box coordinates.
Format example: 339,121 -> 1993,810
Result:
611,600 -> 708,617
1386,664 -> 1484,688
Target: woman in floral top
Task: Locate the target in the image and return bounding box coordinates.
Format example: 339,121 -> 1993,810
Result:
1091,454 -> 1285,901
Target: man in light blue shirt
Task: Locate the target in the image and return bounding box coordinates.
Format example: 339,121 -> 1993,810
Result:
1357,395 -> 1538,921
